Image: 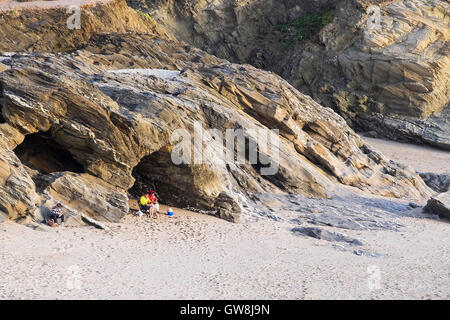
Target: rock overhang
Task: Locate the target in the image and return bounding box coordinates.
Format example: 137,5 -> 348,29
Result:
0,33 -> 435,223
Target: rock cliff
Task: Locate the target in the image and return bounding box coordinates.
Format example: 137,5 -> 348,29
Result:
132,0 -> 450,149
0,26 -> 433,223
0,0 -> 170,52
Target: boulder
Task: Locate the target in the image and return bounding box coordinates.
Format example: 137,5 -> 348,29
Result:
305,213 -> 365,230
292,227 -> 363,246
424,192 -> 450,219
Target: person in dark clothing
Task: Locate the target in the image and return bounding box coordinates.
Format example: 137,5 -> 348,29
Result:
50,203 -> 65,226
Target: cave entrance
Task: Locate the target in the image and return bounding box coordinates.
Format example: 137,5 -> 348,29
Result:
13,130 -> 84,174
128,149 -> 196,209
0,83 -> 5,124
0,105 -> 5,123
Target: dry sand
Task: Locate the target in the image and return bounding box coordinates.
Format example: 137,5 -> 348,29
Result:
0,205 -> 449,300
363,137 -> 449,174
0,139 -> 449,300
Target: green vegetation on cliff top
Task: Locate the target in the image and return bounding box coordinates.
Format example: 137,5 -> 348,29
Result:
274,11 -> 334,42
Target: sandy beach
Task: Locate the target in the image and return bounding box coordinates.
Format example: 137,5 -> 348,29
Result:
0,203 -> 449,300
362,137 -> 449,174
0,138 -> 449,299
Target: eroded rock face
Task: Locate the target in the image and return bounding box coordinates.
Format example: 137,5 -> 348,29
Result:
0,63 -> 8,73
0,0 -> 170,53
0,32 -> 433,223
318,0 -> 450,149
0,124 -> 36,221
126,0 -> 330,66
134,0 -> 450,149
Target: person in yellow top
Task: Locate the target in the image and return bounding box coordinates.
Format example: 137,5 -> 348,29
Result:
139,193 -> 152,218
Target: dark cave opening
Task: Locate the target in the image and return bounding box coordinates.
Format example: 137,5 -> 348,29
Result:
128,149 -> 197,209
0,106 -> 5,124
13,130 -> 84,174
0,83 -> 5,124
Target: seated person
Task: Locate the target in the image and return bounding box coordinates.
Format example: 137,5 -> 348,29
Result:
50,203 -> 65,226
139,193 -> 152,216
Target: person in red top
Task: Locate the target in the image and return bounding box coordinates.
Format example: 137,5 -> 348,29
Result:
148,190 -> 159,219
